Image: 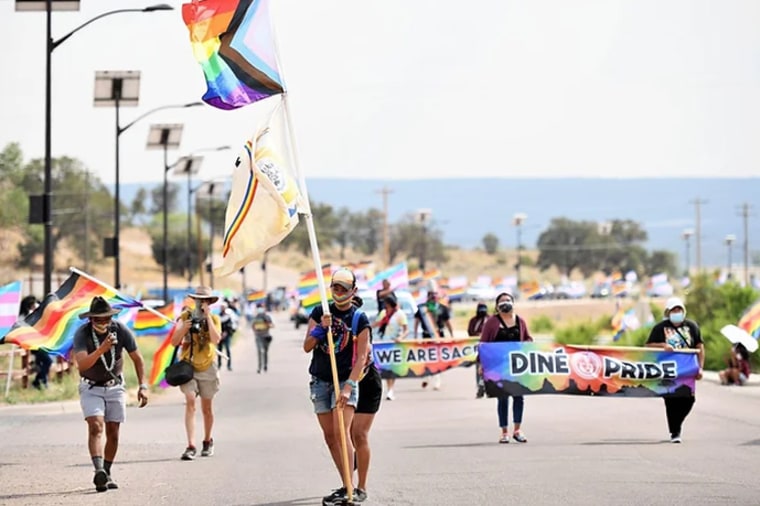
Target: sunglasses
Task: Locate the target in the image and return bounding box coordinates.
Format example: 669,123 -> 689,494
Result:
91,317 -> 112,325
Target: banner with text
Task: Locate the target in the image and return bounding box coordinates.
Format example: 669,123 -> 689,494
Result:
479,342 -> 699,397
372,338 -> 479,378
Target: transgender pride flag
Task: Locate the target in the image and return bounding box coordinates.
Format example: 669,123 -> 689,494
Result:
366,263 -> 409,291
0,281 -> 22,337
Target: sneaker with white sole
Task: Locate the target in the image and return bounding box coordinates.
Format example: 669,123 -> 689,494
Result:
512,432 -> 528,443
322,486 -> 347,506
181,446 -> 197,460
93,469 -> 109,492
499,433 -> 510,444
385,390 -> 395,401
201,439 -> 214,457
670,433 -> 682,443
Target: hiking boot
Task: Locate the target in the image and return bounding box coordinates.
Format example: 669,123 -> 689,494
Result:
670,433 -> 682,444
181,446 -> 197,460
106,474 -> 119,490
322,486 -> 347,505
201,439 -> 214,457
353,488 -> 368,503
93,469 -> 109,492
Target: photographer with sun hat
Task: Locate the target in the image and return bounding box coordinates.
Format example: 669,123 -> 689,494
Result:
72,296 -> 148,492
169,286 -> 222,461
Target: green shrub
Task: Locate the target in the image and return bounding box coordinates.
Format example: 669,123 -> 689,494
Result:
553,320 -> 603,346
530,315 -> 554,333
613,326 -> 650,348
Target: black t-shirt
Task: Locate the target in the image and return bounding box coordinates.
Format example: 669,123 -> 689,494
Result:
415,303 -> 450,338
493,315 -> 522,342
72,320 -> 137,382
309,304 -> 371,382
376,289 -> 396,311
646,319 -> 702,349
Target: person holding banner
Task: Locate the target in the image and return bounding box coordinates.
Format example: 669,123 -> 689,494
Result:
645,297 -> 704,444
373,293 -> 409,400
479,292 -> 533,444
304,268 -> 371,505
413,291 -> 454,390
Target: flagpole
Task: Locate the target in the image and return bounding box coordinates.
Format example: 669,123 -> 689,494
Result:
281,93 -> 354,499
4,346 -> 15,398
69,267 -> 172,323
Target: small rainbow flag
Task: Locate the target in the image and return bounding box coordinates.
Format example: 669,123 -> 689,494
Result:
182,0 -> 284,110
297,265 -> 332,296
0,271 -> 143,357
738,300 -> 760,339
408,269 -> 423,285
0,280 -> 22,337
247,290 -> 266,303
129,301 -> 177,338
301,287 -> 331,313
423,269 -> 442,281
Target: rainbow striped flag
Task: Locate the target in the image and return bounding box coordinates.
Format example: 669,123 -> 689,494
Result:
128,301 -> 177,338
182,0 -> 284,110
148,321 -> 181,387
301,287 -> 331,313
247,290 -> 266,303
0,271 -> 143,357
738,300 -> 760,339
423,269 -> 442,281
408,269 -> 423,285
297,265 -> 332,296
0,280 -> 22,337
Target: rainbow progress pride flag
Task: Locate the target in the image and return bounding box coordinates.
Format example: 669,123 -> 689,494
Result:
479,342 -> 699,398
372,338 -> 479,378
149,322 -> 181,387
182,0 -> 284,110
0,272 -> 143,357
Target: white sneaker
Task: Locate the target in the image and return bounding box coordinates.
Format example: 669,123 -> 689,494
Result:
670,434 -> 682,444
433,375 -> 441,390
386,390 -> 395,401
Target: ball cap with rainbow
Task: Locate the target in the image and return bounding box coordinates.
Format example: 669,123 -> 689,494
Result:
331,268 -> 356,290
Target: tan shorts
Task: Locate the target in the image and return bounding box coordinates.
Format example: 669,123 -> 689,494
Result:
180,363 -> 220,399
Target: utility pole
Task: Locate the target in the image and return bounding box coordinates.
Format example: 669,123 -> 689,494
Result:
739,203 -> 751,286
690,198 -> 707,273
376,186 -> 393,267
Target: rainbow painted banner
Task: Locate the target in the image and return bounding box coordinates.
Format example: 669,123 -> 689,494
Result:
372,338 -> 479,378
480,342 -> 699,397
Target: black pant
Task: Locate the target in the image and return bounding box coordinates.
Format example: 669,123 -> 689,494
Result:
217,336 -> 231,370
256,335 -> 272,372
32,350 -> 52,388
664,396 -> 695,436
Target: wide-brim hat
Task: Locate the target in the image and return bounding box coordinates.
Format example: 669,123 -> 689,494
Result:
188,286 -> 219,303
79,296 -> 120,319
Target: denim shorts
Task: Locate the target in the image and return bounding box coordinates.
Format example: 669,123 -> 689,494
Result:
309,376 -> 358,414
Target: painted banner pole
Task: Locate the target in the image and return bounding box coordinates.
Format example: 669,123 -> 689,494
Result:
4,345 -> 15,398
281,93 -> 354,500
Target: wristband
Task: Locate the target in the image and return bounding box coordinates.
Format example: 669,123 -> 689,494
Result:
139,384 -> 149,390
345,379 -> 358,389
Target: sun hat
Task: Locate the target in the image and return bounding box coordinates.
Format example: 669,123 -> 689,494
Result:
188,286 -> 219,303
79,296 -> 120,319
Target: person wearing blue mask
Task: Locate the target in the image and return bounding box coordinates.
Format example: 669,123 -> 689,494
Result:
645,297 -> 704,443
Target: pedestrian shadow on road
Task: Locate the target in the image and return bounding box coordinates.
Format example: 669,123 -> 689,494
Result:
403,442 -> 495,449
247,497 -> 322,506
740,439 -> 760,446
580,439 -> 668,446
0,487 -> 94,501
65,457 -> 178,467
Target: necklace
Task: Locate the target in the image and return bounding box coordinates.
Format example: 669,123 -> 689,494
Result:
91,326 -> 116,372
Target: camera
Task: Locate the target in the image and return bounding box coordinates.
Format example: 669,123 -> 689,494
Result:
189,317 -> 203,335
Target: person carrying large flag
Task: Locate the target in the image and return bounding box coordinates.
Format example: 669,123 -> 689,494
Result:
72,296 -> 148,492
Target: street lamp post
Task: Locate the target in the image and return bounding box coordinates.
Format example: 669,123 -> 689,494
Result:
190,180 -> 226,289
512,213 -> 527,287
725,234 -> 736,279
682,228 -> 695,277
15,0 -> 173,295
147,124 -> 183,303
416,209 -> 432,273
173,157 -> 203,287
94,71 -> 201,288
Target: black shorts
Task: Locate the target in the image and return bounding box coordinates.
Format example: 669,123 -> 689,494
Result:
356,366 -> 382,415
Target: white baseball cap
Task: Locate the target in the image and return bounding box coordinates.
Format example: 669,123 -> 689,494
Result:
665,297 -> 685,312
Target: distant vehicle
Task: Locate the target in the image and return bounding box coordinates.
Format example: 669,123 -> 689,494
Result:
553,282 -> 586,300
465,284 -> 498,302
590,283 -> 611,299
357,290 -> 417,325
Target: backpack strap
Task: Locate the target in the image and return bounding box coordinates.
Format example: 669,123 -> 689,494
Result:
351,309 -> 364,337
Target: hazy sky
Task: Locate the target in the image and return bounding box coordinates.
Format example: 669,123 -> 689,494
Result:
1,0 -> 759,185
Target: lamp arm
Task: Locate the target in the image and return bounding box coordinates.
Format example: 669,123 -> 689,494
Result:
52,9 -> 147,50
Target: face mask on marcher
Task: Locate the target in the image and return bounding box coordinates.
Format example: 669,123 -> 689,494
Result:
497,301 -> 513,313
669,312 -> 685,325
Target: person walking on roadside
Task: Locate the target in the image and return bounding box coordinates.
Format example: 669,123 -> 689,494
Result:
216,301 -> 237,371
169,286 -> 222,460
252,303 -> 274,373
645,297 -> 704,443
479,292 -> 533,444
372,293 -> 408,400
18,295 -> 53,390
72,296 -> 149,492
467,302 -> 490,398
303,268 -> 371,505
413,291 -> 453,390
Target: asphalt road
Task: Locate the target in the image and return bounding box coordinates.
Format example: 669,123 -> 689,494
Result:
1,311 -> 759,506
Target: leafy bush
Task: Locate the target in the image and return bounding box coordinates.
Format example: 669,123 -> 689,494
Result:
553,319 -> 604,346
530,315 -> 554,333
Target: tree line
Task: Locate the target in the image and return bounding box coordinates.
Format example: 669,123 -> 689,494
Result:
1,143 -> 679,279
